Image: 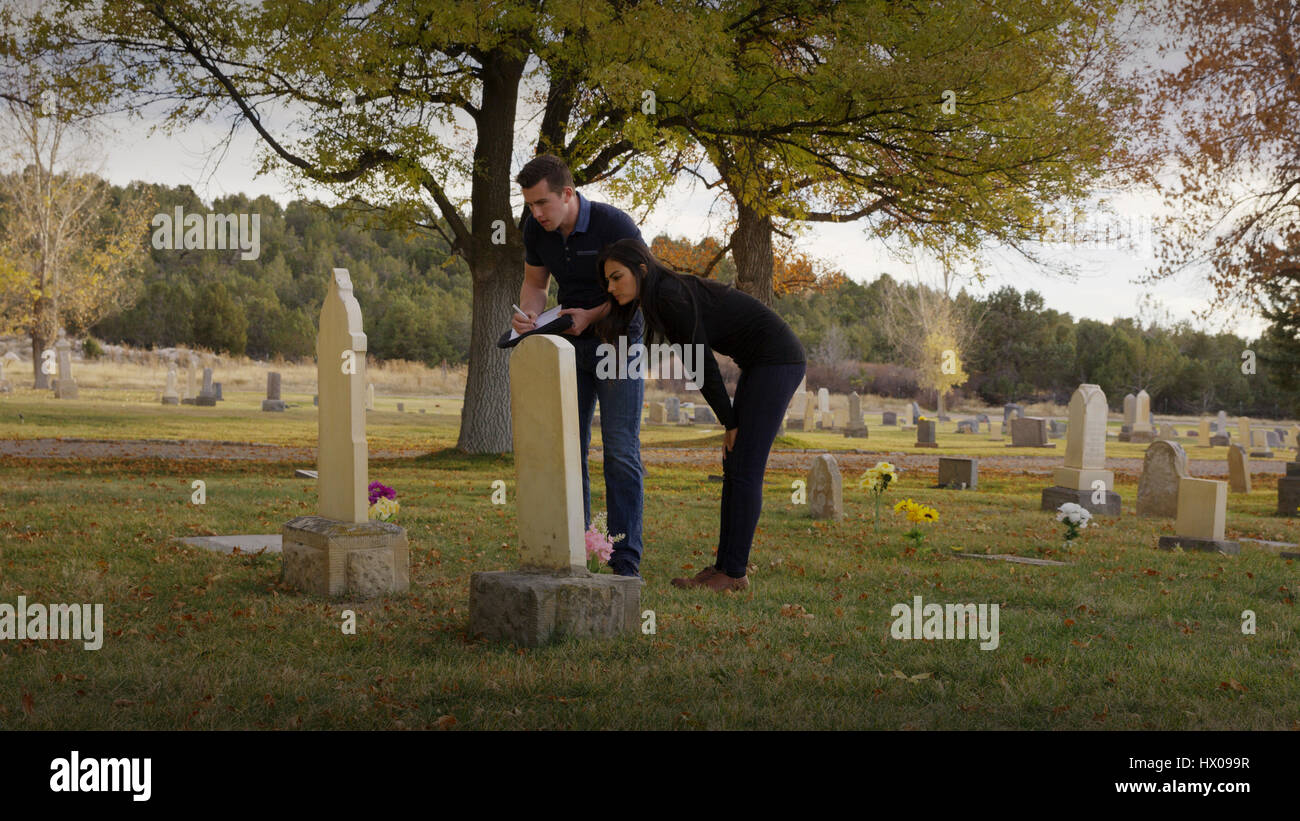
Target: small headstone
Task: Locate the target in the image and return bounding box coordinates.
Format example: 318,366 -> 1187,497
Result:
1277,461 -> 1300,517
397,402 -> 405,412
213,382 -> 223,401
1266,431 -> 1282,449
53,339 -> 78,399
1048,419 -> 1066,439
1010,417 -> 1052,448
937,457 -> 977,490
1122,394 -> 1136,428
695,405 -> 717,425
1157,478 -> 1239,554
1217,410 -> 1228,433
976,413 -> 990,431
911,401 -> 922,425
1003,403 -> 1024,422
313,394 -> 319,406
1136,440 -> 1189,518
882,411 -> 897,426
807,454 -> 843,521
956,420 -> 976,434
648,402 -> 667,424
263,371 -> 287,411
818,387 -> 830,414
665,396 -> 680,422
195,367 -> 217,406
365,383 -> 375,411
1129,390 -> 1153,440
916,418 -> 938,448
1156,422 -> 1177,440
843,391 -> 868,438
1227,444 -> 1251,493
1198,417 -> 1211,446
161,366 -> 180,405
801,392 -> 816,431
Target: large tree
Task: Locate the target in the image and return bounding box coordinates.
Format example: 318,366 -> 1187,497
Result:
637,0 -> 1141,304
1140,0 -> 1300,313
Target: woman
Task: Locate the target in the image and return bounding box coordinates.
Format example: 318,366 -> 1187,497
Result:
595,238 -> 806,592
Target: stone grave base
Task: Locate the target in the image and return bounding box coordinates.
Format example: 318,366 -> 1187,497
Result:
469,567 -> 641,647
1117,432 -> 1131,442
1040,485 -> 1121,516
181,397 -> 195,405
262,399 -> 288,411
1250,451 -> 1274,458
1157,535 -> 1240,555
1209,435 -> 1230,446
54,384 -> 79,399
161,396 -> 179,405
195,395 -> 217,406
1129,431 -> 1155,444
281,515 -> 409,599
842,428 -> 869,438
1008,443 -> 1056,448
1277,475 -> 1300,516
914,441 -> 939,448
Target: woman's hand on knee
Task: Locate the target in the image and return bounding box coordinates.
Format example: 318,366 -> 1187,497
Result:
724,427 -> 738,453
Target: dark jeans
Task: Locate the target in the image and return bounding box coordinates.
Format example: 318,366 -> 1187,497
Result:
572,322 -> 645,575
715,361 -> 806,578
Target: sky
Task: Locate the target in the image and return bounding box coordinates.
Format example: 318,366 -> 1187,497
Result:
86,51 -> 1270,344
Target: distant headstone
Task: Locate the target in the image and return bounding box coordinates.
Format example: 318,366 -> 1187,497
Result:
882,411 -> 897,426
1278,461 -> 1300,517
396,402 -> 405,413
818,387 -> 830,415
213,382 -> 223,401
938,457 -> 977,490
0,356 -> 9,393
1041,384 -> 1120,515
161,366 -> 180,405
1227,444 -> 1251,493
976,413 -> 990,431
956,420 -> 976,434
843,392 -> 868,438
801,392 -> 816,431
1238,416 -> 1252,449
53,339 -> 78,399
195,367 -> 217,406
366,383 -> 375,411
1198,417 -> 1211,446
262,371 -> 287,412
807,454 -> 843,521
695,405 -> 717,425
1137,440 -> 1189,518
648,402 -> 667,424
1266,430 -> 1282,449
1048,419 -> 1066,439
1216,410 -> 1228,433
916,419 -> 938,448
1158,478 -> 1239,554
1156,422 -> 1177,441
1003,403 -> 1024,422
665,396 -> 680,423
911,401 -> 922,425
1122,394 -> 1136,428
1130,390 -> 1153,441
1010,417 -> 1051,448
313,394 -> 318,406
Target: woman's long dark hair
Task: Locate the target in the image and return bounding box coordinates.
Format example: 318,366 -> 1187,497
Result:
594,238 -> 732,346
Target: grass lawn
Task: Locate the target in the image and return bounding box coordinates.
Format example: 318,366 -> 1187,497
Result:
1,397 -> 1298,729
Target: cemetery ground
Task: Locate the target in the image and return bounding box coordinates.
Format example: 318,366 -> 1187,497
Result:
2,385 -> 1299,729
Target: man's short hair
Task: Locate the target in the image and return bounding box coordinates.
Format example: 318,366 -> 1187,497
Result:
515,154 -> 574,195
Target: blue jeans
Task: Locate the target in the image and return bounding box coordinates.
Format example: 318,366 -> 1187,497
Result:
716,361 -> 806,578
574,327 -> 645,575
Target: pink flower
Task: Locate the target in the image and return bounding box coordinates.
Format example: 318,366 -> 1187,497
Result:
585,527 -> 614,562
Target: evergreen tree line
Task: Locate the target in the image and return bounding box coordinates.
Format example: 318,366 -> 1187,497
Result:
83,185 -> 1297,417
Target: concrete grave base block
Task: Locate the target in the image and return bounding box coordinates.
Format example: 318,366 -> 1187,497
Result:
914,441 -> 939,448
1209,435 -> 1230,446
469,568 -> 641,647
54,383 -> 79,399
1157,535 -> 1241,555
195,396 -> 217,406
1040,485 -> 1121,516
280,515 -> 409,599
842,428 -> 869,438
1129,431 -> 1156,444
262,399 -> 288,412
161,396 -> 179,406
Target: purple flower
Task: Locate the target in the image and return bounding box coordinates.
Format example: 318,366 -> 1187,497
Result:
368,481 -> 396,505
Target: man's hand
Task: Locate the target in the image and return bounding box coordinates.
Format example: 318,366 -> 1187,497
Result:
511,310 -> 537,334
724,428 -> 738,453
558,306 -> 597,335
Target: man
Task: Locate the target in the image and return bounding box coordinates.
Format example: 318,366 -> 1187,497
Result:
513,154 -> 646,578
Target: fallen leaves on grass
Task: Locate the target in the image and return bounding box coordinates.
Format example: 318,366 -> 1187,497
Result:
779,604 -> 813,619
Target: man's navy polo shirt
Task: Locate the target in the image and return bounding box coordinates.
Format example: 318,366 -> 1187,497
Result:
522,191 -> 644,311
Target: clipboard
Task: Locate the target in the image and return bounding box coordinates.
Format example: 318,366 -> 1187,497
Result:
496,304 -> 575,348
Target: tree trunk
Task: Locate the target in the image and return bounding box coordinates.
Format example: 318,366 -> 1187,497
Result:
455,49 -> 526,454
730,199 -> 774,305
30,294 -> 54,390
